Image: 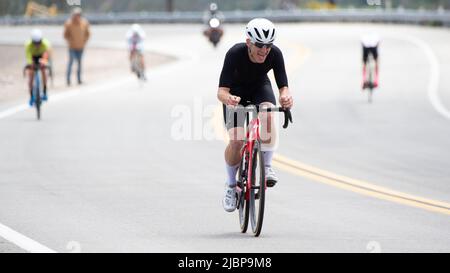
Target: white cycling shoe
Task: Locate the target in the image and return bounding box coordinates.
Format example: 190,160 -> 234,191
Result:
222,185 -> 237,212
265,167 -> 278,187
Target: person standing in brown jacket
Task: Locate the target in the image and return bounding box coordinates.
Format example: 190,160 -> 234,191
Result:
64,7 -> 90,85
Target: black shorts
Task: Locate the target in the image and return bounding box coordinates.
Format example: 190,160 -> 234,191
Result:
363,46 -> 378,63
32,55 -> 42,65
222,80 -> 277,130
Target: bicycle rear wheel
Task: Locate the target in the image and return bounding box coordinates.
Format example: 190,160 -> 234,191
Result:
249,140 -> 265,237
238,150 -> 250,233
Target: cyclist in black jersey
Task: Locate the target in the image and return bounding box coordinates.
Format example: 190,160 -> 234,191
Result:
217,18 -> 294,212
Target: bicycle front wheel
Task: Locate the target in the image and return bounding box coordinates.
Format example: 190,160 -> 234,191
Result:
33,84 -> 41,120
238,150 -> 250,233
249,140 -> 265,237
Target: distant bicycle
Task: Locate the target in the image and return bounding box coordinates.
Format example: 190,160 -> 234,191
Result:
131,49 -> 146,82
236,104 -> 292,237
23,61 -> 51,120
362,54 -> 377,103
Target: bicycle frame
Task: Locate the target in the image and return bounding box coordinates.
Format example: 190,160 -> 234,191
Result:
131,50 -> 140,68
239,105 -> 292,199
130,49 -> 144,80
33,67 -> 41,93
367,55 -> 375,103
24,63 -> 49,120
33,65 -> 42,119
241,112 -> 261,201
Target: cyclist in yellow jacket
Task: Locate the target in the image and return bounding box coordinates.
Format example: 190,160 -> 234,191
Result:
25,29 -> 51,105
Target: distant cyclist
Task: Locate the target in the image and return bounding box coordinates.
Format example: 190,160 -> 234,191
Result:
126,24 -> 146,79
203,2 -> 225,26
217,18 -> 293,212
25,29 -> 51,105
203,2 -> 224,45
361,32 -> 380,88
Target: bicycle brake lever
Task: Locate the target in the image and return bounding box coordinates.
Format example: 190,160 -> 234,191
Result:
282,108 -> 292,129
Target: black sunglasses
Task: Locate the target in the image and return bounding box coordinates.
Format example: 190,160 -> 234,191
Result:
253,42 -> 273,49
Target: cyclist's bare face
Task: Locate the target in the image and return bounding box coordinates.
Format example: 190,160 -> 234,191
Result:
246,39 -> 271,64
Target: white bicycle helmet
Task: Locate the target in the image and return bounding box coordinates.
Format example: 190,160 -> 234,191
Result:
246,18 -> 276,44
210,3 -> 218,12
31,29 -> 43,43
131,24 -> 141,34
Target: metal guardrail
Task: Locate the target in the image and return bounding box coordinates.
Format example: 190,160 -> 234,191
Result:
1,9 -> 449,26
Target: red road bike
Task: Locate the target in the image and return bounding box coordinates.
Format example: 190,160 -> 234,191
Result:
236,104 -> 292,237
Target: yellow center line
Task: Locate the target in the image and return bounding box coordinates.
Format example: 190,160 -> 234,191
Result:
273,155 -> 450,215
212,40 -> 450,216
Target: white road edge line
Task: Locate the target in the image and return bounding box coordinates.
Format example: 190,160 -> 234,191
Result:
0,222 -> 56,253
0,77 -> 131,121
0,104 -> 29,120
0,45 -> 186,252
0,76 -> 138,251
0,47 -> 191,121
402,34 -> 450,120
0,76 -> 145,252
0,77 -> 137,252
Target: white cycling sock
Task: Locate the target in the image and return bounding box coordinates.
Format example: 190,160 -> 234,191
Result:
263,151 -> 274,168
225,162 -> 239,187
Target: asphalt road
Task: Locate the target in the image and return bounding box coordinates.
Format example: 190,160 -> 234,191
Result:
0,23 -> 449,253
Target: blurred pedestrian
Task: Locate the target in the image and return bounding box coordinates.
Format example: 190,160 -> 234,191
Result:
64,7 -> 90,85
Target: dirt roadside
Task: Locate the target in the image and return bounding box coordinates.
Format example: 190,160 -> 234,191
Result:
0,45 -> 175,104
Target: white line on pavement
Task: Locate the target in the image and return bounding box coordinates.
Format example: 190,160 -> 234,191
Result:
0,222 -> 56,253
402,35 -> 450,120
0,45 -> 187,252
0,104 -> 28,120
0,76 -> 132,120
